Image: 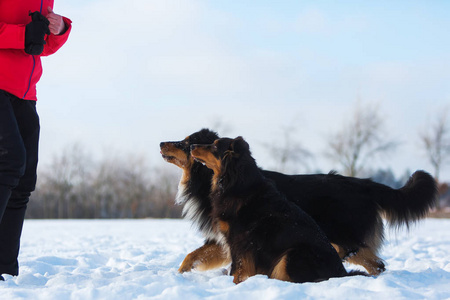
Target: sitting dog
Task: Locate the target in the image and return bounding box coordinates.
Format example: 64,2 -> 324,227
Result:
160,129 -> 437,275
190,136 -> 368,283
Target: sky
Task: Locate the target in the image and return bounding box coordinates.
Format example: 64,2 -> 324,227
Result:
36,0 -> 450,181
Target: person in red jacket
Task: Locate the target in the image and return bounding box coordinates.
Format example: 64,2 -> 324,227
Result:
0,0 -> 72,279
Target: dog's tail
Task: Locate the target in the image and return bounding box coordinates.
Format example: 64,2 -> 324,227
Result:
376,170 -> 438,228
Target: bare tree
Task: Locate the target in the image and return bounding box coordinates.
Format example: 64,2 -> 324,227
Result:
264,124 -> 313,174
209,117 -> 233,136
420,108 -> 450,209
326,101 -> 397,176
147,166 -> 182,218
41,143 -> 92,218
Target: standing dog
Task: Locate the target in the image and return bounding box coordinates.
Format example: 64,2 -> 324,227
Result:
190,137 -> 367,283
160,129 -> 437,275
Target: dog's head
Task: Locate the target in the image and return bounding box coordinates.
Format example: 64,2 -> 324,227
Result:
190,136 -> 251,175
160,128 -> 219,170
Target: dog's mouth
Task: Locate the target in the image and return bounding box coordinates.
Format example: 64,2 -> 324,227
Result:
192,156 -> 206,165
160,151 -> 175,161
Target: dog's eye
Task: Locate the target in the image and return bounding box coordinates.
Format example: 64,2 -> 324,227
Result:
180,140 -> 189,149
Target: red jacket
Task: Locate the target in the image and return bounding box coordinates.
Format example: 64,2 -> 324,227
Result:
0,0 -> 72,100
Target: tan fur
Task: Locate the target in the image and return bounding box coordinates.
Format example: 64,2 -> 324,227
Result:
179,157 -> 195,185
218,220 -> 230,235
191,146 -> 223,191
345,218 -> 385,275
233,252 -> 256,284
270,254 -> 291,282
160,141 -> 190,169
331,243 -> 347,259
191,148 -> 221,173
346,247 -> 384,276
160,139 -> 195,189
178,243 -> 231,273
331,221 -> 384,276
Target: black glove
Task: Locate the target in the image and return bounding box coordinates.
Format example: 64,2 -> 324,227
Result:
24,11 -> 50,55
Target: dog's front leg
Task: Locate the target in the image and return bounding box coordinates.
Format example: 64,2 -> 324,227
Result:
178,242 -> 231,273
231,253 -> 256,284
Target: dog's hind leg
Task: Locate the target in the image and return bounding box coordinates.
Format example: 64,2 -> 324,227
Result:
344,213 -> 385,275
270,254 -> 292,282
332,243 -> 359,260
178,242 -> 231,273
345,247 -> 385,276
331,243 -> 346,258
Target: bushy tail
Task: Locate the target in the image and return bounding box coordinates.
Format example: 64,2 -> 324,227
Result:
377,170 -> 438,228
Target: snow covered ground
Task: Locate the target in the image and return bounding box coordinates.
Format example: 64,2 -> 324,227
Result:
1,218 -> 449,300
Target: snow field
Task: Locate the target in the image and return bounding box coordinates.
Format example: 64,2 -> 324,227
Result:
0,218 -> 449,300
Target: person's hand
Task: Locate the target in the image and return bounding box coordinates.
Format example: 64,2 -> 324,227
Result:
47,7 -> 65,35
24,11 -> 50,55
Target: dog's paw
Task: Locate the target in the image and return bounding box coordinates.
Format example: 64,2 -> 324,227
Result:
178,254 -> 197,273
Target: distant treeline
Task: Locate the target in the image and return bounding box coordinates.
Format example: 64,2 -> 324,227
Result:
26,145 -> 182,219
25,145 -> 437,219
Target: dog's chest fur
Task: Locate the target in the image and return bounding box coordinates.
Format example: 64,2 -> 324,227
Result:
176,179 -> 227,246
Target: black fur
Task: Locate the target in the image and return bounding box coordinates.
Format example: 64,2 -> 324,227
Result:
192,137 -> 367,283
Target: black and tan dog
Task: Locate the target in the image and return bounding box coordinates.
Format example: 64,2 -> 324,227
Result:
190,136 -> 368,283
160,129 -> 437,275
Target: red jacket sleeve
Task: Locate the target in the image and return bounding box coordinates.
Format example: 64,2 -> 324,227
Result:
0,22 -> 26,49
40,16 -> 72,57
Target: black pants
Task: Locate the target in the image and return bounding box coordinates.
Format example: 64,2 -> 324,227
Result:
0,90 -> 40,276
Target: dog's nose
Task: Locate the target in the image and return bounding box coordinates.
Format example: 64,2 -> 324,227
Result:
160,142 -> 165,148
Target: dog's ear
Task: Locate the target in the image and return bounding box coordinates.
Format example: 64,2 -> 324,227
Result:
230,137 -> 249,155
